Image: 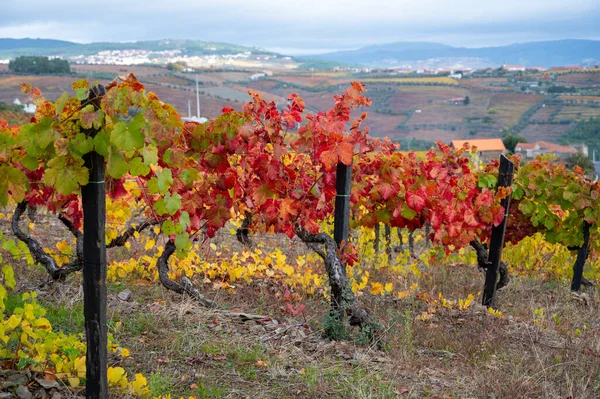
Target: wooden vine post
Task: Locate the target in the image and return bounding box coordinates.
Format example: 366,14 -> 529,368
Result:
482,154 -> 514,307
334,162 -> 352,249
81,84 -> 108,398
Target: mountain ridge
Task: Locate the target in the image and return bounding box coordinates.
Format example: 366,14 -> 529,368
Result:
304,39 -> 600,68
0,38 -> 274,59
1,38 -> 599,69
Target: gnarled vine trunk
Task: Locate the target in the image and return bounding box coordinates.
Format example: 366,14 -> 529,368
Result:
12,200 -> 161,281
395,227 -> 404,252
107,220 -> 159,248
235,211 -> 254,248
12,201 -> 83,280
295,226 -> 369,327
408,229 -> 415,257
156,240 -> 216,308
384,224 -> 392,263
470,239 -> 510,290
571,221 -> 592,291
373,223 -> 380,254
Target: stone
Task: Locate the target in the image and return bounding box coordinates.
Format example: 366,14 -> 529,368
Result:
35,379 -> 60,389
117,289 -> 132,301
15,386 -> 32,399
5,374 -> 28,387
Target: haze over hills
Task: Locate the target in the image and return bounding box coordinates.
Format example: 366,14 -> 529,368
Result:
305,40 -> 600,69
0,38 -> 78,51
0,38 -> 274,58
1,38 -> 599,70
0,38 -> 295,69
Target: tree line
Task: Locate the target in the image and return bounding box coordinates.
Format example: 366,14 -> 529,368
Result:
8,56 -> 71,75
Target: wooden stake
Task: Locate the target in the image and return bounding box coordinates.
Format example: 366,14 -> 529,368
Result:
482,154 -> 514,308
334,162 -> 352,249
81,85 -> 108,398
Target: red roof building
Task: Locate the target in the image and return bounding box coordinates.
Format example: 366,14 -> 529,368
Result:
451,139 -> 506,163
514,141 -> 583,160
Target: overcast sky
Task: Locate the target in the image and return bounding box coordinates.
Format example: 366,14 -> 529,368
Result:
1,0 -> 599,54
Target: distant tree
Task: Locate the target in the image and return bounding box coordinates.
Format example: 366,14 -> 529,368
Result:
8,56 -> 70,75
463,96 -> 470,106
166,62 -> 184,72
547,85 -> 577,94
0,101 -> 24,112
502,134 -> 527,154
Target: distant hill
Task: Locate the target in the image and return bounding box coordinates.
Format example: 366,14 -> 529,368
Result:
2,38 -> 598,70
0,38 -> 78,50
0,38 -> 275,59
305,40 -> 600,69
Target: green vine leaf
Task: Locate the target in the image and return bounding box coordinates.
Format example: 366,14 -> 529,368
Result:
43,155 -> 88,195
0,165 -> 29,206
110,120 -> 144,152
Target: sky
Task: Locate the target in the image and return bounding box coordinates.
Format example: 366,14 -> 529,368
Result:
1,0 -> 599,54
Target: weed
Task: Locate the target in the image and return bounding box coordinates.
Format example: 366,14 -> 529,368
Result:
301,365 -> 321,394
148,372 -> 177,397
196,380 -> 226,398
201,343 -> 222,355
321,313 -> 349,341
227,344 -> 263,363
401,309 -> 414,356
121,312 -> 161,335
40,300 -> 85,335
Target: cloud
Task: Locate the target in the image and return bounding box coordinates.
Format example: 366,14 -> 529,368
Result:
0,0 -> 598,51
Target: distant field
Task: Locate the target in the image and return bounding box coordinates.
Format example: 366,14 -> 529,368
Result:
550,67 -> 600,75
360,77 -> 459,85
244,80 -> 281,93
148,75 -> 193,86
142,83 -> 241,118
396,127 -> 459,142
197,86 -> 252,103
556,72 -> 600,85
487,92 -> 543,127
557,95 -> 600,103
311,71 -> 350,78
407,104 -> 471,125
71,64 -> 164,77
272,75 -> 332,88
530,105 -> 559,122
553,105 -> 600,122
460,77 -> 509,89
518,123 -> 576,143
386,85 -> 470,110
228,84 -> 282,103
0,110 -> 29,125
0,75 -> 75,103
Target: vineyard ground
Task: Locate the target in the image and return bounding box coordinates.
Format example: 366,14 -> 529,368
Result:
5,231 -> 600,399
